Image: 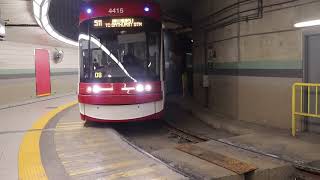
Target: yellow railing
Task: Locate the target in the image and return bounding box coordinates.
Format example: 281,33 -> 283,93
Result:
292,82 -> 320,136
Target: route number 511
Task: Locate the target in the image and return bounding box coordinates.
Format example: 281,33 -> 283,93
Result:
108,8 -> 124,14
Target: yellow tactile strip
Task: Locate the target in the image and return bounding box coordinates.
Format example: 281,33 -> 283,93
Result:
18,101 -> 78,180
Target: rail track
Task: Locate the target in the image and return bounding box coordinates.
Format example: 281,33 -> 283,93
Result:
164,122 -> 208,143
114,118 -> 320,180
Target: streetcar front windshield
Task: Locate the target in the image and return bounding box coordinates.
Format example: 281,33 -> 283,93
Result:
79,18 -> 161,83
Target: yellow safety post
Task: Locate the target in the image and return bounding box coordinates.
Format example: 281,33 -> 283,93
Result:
316,86 -> 318,115
300,86 -> 303,113
292,84 -> 296,136
308,86 -> 311,114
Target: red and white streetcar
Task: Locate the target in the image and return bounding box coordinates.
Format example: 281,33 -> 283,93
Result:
78,0 -> 164,122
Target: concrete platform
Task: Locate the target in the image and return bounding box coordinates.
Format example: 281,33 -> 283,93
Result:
0,94 -> 77,180
40,106 -> 186,180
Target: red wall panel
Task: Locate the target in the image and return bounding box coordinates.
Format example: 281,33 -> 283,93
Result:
35,49 -> 51,97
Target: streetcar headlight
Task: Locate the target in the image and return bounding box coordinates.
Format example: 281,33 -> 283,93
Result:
92,85 -> 101,94
145,84 -> 152,92
86,86 -> 92,93
136,84 -> 145,92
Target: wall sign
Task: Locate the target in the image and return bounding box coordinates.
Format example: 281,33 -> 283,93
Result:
207,46 -> 216,70
203,75 -> 209,88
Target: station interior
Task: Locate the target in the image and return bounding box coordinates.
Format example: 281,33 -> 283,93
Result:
0,0 -> 320,179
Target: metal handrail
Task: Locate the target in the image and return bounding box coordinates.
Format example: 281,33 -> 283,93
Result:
292,83 -> 320,136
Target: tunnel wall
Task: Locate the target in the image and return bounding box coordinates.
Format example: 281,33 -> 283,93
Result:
0,29 -> 78,106
192,0 -> 320,129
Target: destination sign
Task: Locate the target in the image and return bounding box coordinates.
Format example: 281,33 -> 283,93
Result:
93,18 -> 143,28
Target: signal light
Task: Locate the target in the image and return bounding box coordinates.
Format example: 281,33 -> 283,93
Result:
144,7 -> 150,12
86,86 -> 92,93
86,8 -> 92,14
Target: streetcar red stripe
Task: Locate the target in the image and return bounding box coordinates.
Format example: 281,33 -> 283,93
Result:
78,93 -> 162,105
80,111 -> 163,122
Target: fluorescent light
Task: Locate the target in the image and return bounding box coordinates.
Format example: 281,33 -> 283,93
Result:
0,19 -> 5,37
42,1 -> 49,17
41,16 -> 49,27
35,17 -> 42,28
32,0 -> 78,46
294,19 -> 320,28
0,26 -> 5,37
33,1 -> 40,18
34,0 -> 42,5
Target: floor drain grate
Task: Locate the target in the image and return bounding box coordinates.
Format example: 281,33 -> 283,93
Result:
46,107 -> 58,109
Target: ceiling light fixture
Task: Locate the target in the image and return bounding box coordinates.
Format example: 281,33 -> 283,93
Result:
294,19 -> 320,28
32,0 -> 78,46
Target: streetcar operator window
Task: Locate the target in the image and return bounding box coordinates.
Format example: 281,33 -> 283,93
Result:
79,18 -> 161,83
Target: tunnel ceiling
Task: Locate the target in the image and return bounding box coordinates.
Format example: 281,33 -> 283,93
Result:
0,0 -> 73,47
48,0 -> 192,41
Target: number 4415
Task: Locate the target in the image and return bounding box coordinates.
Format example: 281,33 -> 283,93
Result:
108,8 -> 124,14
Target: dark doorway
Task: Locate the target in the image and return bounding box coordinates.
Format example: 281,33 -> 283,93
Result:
305,33 -> 320,133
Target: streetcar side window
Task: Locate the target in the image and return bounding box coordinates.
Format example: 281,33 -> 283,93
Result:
148,32 -> 161,77
79,39 -> 90,81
